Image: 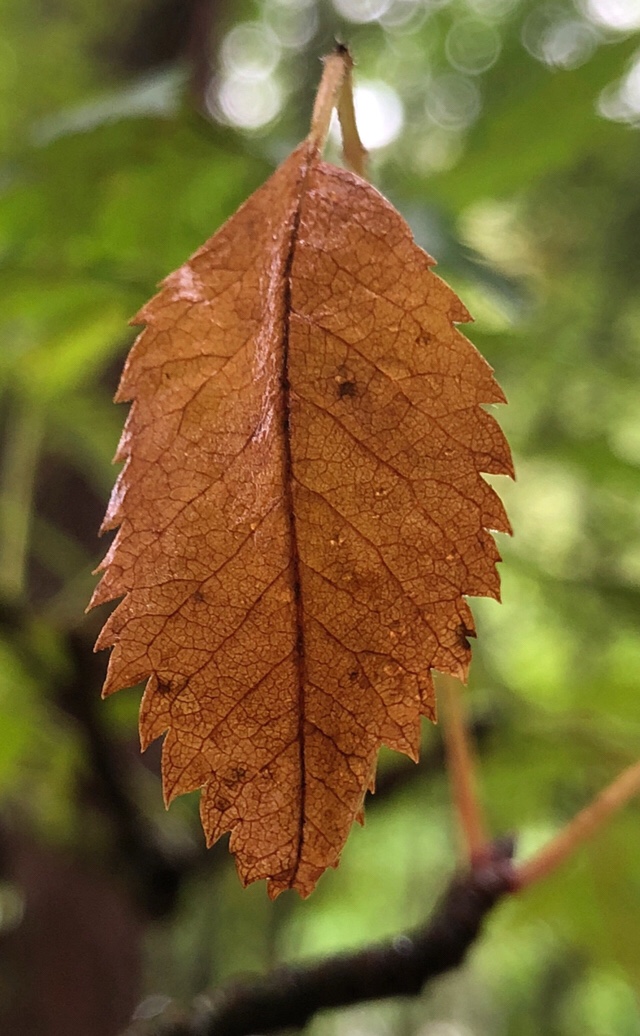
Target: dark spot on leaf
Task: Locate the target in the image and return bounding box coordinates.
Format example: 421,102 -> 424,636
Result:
334,365 -> 357,399
223,766 -> 247,787
156,674 -> 187,695
338,379 -> 356,399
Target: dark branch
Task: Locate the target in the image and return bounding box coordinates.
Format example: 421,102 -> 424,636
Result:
155,838 -> 516,1036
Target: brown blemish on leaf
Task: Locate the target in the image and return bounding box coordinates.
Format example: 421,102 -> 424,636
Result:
90,122 -> 512,899
227,766 -> 247,784
335,368 -> 357,399
337,379 -> 357,399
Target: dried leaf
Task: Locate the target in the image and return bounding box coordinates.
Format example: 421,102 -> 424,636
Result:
91,64 -> 512,898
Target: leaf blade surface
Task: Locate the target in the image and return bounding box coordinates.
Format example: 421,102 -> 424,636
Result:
92,140 -> 512,897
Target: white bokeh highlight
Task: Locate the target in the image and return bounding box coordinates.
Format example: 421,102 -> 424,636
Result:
330,80 -> 405,150
216,76 -> 283,130
331,0 -> 393,23
582,0 -> 640,31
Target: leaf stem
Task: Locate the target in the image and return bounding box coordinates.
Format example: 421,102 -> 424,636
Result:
514,758 -> 640,890
336,56 -> 368,178
309,45 -> 368,178
440,675 -> 489,864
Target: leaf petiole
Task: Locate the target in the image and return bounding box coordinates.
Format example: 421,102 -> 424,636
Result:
308,45 -> 368,178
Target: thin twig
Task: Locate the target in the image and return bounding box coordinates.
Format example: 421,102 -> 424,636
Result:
440,676 -> 489,864
514,758 -> 640,890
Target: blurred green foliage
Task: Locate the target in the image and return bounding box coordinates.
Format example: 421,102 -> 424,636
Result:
1,0 -> 640,1033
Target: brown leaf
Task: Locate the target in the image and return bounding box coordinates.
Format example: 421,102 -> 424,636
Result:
90,92 -> 512,898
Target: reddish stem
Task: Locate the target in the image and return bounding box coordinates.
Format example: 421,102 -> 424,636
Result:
514,757 -> 640,890
440,676 -> 489,865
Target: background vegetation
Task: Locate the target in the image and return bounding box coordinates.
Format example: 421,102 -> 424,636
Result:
1,0 -> 640,1033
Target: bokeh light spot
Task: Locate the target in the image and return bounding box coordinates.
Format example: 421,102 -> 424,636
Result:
582,0 -> 640,31
264,3 -> 318,48
445,18 -> 502,75
331,0 -> 393,24
331,81 -> 404,149
380,0 -> 424,29
598,54 -> 640,125
425,74 -> 481,131
214,75 -> 283,130
522,8 -> 600,69
221,22 -> 281,80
